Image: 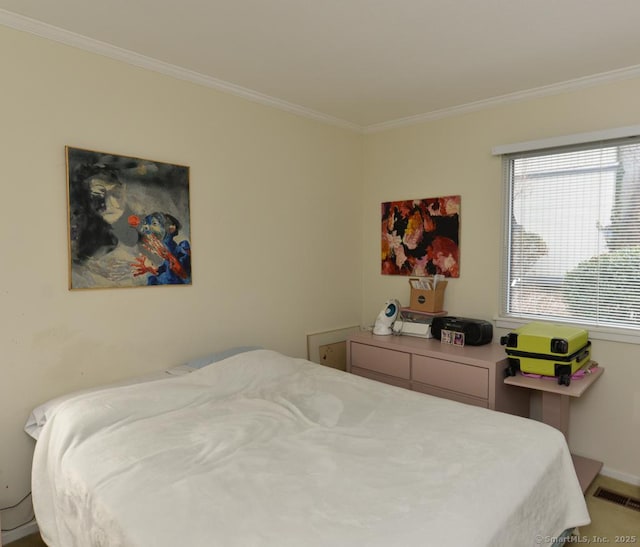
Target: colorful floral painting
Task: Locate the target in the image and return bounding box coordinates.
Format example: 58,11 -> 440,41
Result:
67,147 -> 191,290
381,195 -> 460,277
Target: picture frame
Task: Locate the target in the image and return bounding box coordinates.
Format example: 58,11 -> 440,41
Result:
381,195 -> 460,277
66,146 -> 191,290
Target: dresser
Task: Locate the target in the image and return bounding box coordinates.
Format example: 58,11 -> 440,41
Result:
347,331 -> 530,416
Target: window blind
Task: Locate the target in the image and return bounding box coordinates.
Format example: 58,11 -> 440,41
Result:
501,136 -> 640,330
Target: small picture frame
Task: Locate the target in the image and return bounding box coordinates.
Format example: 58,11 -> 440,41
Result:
440,329 -> 465,346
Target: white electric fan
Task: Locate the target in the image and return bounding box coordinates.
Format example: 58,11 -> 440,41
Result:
373,299 -> 401,335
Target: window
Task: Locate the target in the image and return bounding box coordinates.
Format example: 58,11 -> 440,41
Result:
501,136 -> 640,333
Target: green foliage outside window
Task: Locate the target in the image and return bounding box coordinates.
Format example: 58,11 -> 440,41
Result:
562,248 -> 640,325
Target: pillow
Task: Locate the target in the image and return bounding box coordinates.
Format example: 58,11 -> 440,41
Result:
25,347 -> 261,441
180,345 -> 262,370
24,369 -> 184,440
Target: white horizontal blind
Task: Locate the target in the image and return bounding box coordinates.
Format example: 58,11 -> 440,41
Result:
502,136 -> 640,329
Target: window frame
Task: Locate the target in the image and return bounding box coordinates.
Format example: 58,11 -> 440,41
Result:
494,128 -> 640,345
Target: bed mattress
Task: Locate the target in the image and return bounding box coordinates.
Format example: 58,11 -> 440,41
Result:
31,349 -> 589,546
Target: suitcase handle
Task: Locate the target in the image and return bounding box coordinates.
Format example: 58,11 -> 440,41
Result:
575,345 -> 591,363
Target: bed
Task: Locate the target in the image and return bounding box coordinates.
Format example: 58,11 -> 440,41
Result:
27,348 -> 589,546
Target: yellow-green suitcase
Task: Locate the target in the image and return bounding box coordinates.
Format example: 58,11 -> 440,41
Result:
500,322 -> 591,386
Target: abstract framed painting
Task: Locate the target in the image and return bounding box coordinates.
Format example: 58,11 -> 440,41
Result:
66,146 -> 192,290
381,195 -> 460,277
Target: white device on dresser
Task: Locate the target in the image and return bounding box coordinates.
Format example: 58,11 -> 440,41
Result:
392,309 -> 435,338
373,300 -> 440,338
372,299 -> 400,335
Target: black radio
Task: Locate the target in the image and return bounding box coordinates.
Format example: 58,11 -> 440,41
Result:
430,316 -> 493,346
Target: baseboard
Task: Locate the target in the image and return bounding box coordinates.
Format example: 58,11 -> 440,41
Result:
1,519 -> 39,545
601,465 -> 640,486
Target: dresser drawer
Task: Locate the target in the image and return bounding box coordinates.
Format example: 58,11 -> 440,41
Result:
350,342 -> 411,379
412,382 -> 488,408
347,333 -> 530,416
412,355 -> 488,399
351,366 -> 412,389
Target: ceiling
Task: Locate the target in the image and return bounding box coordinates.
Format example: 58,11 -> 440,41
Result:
2,0 -> 640,131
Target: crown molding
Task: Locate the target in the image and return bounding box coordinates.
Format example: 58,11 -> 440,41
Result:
0,9 -> 362,133
363,64 -> 640,133
3,8 -> 640,136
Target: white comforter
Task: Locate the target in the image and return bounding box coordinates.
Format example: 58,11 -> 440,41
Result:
32,349 -> 589,547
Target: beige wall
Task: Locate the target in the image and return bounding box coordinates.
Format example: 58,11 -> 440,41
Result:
363,79 -> 640,484
0,26 -> 363,528
2,19 -> 640,535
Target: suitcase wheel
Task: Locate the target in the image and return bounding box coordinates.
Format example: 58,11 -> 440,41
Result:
504,362 -> 519,378
555,364 -> 572,386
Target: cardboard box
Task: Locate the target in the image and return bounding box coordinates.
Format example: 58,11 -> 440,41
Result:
408,278 -> 447,313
